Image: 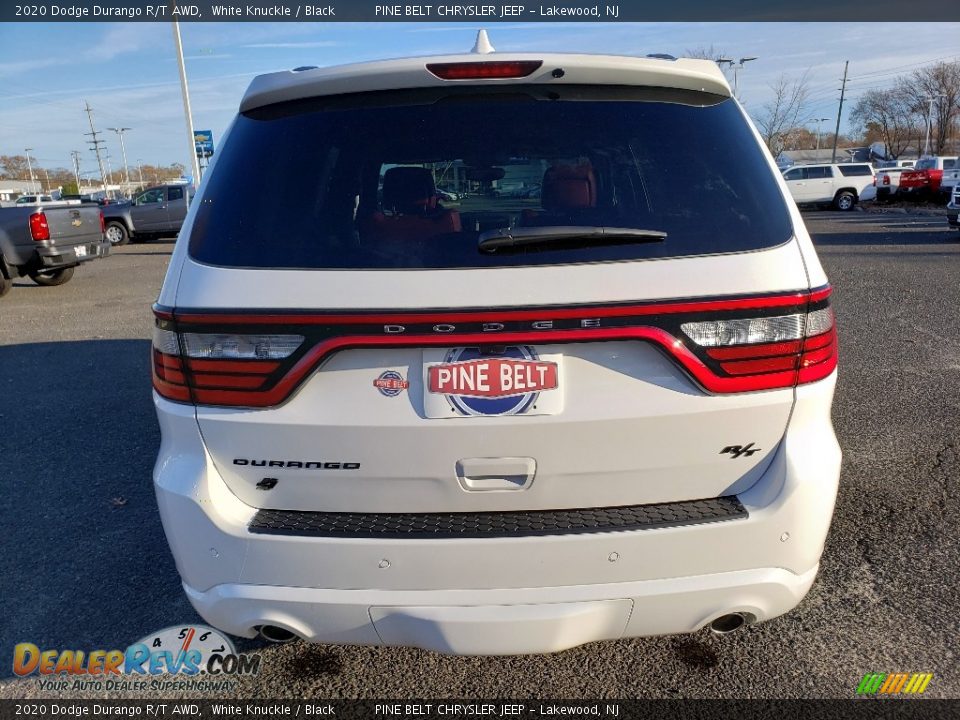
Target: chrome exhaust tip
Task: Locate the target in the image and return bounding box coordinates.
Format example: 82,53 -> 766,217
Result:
258,625 -> 298,643
709,613 -> 748,635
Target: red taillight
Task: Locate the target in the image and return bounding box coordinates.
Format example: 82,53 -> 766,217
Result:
29,212 -> 49,241
426,60 -> 543,80
151,311 -> 302,405
99,211 -> 105,234
679,293 -> 837,391
797,325 -> 839,384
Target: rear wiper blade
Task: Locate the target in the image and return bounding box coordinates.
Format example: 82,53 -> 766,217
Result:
477,225 -> 667,252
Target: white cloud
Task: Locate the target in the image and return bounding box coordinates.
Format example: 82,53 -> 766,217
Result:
243,41 -> 344,48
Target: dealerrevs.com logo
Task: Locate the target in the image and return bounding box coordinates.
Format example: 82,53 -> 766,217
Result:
13,625 -> 261,692
856,672 -> 934,695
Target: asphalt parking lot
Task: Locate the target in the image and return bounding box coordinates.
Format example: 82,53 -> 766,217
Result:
0,211 -> 957,699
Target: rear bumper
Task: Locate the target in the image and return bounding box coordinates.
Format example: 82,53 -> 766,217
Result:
37,239 -> 110,267
153,373 -> 841,654
184,565 -> 817,655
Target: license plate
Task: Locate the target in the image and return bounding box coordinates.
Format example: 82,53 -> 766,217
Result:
74,245 -> 87,258
422,346 -> 564,419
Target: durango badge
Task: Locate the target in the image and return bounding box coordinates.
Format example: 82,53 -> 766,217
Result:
427,346 -> 558,416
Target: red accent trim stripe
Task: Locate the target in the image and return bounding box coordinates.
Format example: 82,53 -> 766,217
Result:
188,327 -> 801,407
192,374 -> 267,389
797,326 -> 838,383
803,331 -> 834,352
172,289 -> 823,327
808,286 -> 832,303
158,367 -> 187,385
186,359 -> 281,374
719,356 -> 799,376
154,351 -> 183,370
152,305 -> 175,322
152,369 -> 191,402
800,344 -> 835,368
157,286 -> 835,407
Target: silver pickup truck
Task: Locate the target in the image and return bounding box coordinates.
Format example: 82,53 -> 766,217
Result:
0,203 -> 109,297
102,183 -> 193,246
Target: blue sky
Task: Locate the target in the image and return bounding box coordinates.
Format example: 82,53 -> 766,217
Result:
1,22 -> 959,177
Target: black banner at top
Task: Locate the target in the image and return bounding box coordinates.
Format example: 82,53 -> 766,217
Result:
2,0 -> 958,22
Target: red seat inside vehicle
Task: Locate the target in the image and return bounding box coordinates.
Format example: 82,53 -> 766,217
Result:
360,167 -> 461,242
521,163 -> 598,225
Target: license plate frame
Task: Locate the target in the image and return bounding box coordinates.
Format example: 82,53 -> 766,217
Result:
422,346 -> 564,419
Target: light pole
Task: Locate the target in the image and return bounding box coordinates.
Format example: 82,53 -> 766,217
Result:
24,148 -> 36,191
136,159 -> 145,189
922,94 -> 946,156
813,118 -> 830,152
70,150 -> 82,192
716,56 -> 757,98
172,21 -> 202,203
108,127 -> 132,196
104,153 -> 115,194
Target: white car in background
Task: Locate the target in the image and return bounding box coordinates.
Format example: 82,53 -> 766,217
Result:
151,40 -> 841,655
14,194 -> 55,206
782,163 -> 875,210
941,165 -> 960,200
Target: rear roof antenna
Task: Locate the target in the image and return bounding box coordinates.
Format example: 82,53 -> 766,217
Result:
472,29 -> 495,54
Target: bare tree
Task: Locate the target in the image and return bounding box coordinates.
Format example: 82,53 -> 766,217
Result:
684,45 -> 727,62
0,154 -> 36,180
898,61 -> 960,154
850,88 -> 915,159
753,72 -> 812,155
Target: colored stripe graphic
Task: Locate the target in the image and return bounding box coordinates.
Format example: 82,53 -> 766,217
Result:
857,673 -> 933,695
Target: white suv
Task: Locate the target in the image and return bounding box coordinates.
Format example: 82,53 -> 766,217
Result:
152,43 -> 841,655
782,163 -> 875,210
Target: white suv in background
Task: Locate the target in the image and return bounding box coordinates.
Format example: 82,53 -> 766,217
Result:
152,40 -> 841,655
782,162 -> 875,210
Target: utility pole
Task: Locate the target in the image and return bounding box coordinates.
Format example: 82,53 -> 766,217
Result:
43,168 -> 51,192
70,150 -> 82,192
108,127 -> 132,197
831,61 -> 849,164
136,158 -> 145,189
172,21 -> 201,204
24,148 -> 36,190
83,100 -> 109,198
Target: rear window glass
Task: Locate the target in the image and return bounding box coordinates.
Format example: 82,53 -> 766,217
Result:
837,165 -> 872,177
189,86 -> 793,269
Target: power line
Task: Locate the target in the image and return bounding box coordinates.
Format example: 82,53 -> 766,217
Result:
847,53 -> 960,81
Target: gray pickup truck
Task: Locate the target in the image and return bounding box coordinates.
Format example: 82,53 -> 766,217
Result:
0,203 -> 109,297
102,183 -> 193,246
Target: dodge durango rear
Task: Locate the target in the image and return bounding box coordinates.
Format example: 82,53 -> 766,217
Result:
152,36 -> 841,655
